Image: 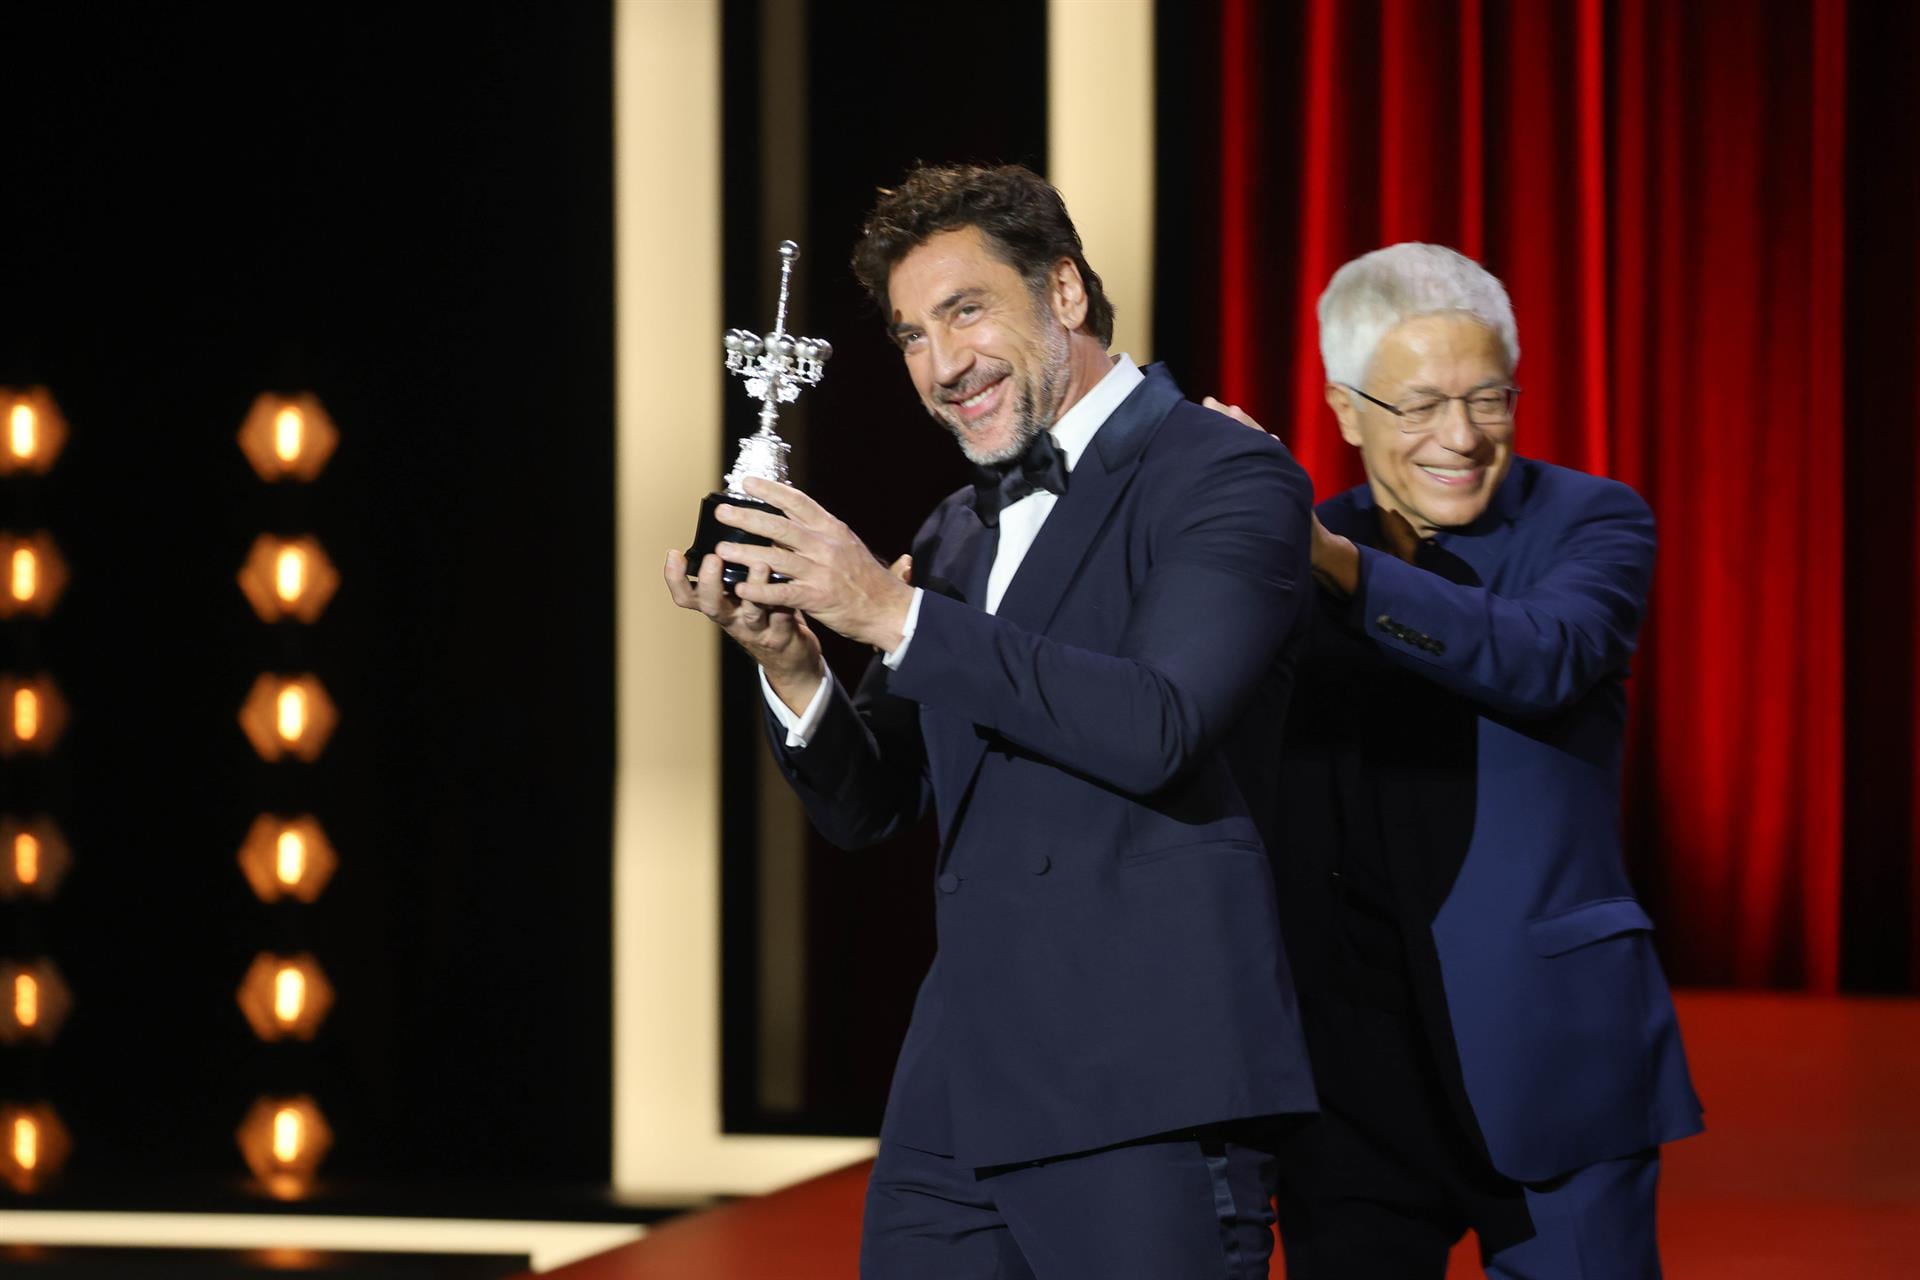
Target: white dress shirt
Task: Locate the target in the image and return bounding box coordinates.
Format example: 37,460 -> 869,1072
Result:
764,354 -> 1145,747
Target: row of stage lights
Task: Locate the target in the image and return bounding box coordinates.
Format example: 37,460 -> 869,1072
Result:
0,389 -> 344,1197
0,389 -> 74,1194
232,392 -> 341,1198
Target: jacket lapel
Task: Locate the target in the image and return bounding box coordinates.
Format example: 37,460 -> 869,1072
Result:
921,365 -> 1184,861
919,506 -> 998,847
992,363 -> 1184,635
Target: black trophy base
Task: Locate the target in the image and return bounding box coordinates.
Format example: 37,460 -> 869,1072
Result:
685,490 -> 781,589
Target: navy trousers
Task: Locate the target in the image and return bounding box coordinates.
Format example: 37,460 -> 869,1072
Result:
861,1123 -> 1283,1279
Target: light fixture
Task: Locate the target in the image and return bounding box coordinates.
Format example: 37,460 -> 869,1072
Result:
237,952 -> 335,1042
236,815 -> 337,903
236,1094 -> 333,1199
0,959 -> 72,1046
236,394 -> 339,483
0,389 -> 67,477
238,674 -> 339,762
0,533 -> 69,620
237,535 -> 339,624
0,1103 -> 72,1193
0,817 -> 71,901
0,675 -> 68,757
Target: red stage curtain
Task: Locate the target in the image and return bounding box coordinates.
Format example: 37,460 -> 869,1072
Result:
1156,0 -> 1919,990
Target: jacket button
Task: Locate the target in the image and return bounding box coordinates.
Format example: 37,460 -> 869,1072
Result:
938,872 -> 961,894
1030,854 -> 1051,875
1375,614 -> 1394,632
1429,639 -> 1446,654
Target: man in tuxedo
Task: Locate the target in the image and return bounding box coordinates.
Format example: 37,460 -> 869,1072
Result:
664,164 -> 1317,1278
1214,242 -> 1702,1278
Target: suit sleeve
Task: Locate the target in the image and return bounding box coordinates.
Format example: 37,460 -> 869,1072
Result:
763,653 -> 932,849
761,502 -> 959,850
1353,479 -> 1655,718
885,438 -> 1313,797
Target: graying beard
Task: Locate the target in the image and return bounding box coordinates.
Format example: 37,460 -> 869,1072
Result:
946,312 -> 1074,467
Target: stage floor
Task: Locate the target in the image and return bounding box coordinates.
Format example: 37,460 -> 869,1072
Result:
542,992 -> 1920,1277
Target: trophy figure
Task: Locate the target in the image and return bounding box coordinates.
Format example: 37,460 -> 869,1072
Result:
684,239 -> 832,587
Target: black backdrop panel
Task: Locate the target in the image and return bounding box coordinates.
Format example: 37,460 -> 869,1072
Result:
0,5 -> 614,1193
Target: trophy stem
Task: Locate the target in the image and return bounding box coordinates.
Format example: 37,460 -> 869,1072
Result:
771,246 -> 794,339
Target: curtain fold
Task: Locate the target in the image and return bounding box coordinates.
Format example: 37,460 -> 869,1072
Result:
1158,0 -> 1910,989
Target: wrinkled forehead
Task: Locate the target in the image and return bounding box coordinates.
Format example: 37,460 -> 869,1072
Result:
887,228 -> 1025,318
1370,311 -> 1511,386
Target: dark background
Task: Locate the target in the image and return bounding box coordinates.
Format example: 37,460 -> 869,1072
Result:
0,4 -> 616,1197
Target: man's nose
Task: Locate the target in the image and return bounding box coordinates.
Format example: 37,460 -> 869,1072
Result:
1433,398 -> 1482,453
929,331 -> 973,387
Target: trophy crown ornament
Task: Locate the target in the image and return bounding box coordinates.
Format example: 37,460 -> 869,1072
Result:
718,239 -> 832,495
685,240 -> 832,583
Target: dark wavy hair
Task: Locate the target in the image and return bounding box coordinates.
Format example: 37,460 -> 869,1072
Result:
851,163 -> 1115,345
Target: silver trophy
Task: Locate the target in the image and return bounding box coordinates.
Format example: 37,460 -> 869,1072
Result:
684,239 -> 832,587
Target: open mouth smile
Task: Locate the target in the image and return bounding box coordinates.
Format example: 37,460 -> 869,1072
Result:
945,375 -> 1008,426
1415,462 -> 1485,488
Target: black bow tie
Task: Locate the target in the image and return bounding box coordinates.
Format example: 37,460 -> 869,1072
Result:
972,431 -> 1068,527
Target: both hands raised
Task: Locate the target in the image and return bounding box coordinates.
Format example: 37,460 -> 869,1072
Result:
663,477 -> 914,710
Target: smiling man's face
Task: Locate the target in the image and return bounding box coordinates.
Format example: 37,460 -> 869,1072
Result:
886,226 -> 1072,466
1333,311 -> 1517,534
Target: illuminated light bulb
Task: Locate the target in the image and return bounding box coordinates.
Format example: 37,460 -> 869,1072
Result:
274,407 -> 304,463
240,676 -> 333,761
9,547 -> 33,602
237,1095 -> 331,1197
0,821 -> 68,900
0,1103 -> 69,1192
272,1107 -> 303,1163
237,395 -> 338,483
14,833 -> 39,887
274,546 -> 307,604
236,952 -> 333,1041
274,966 -> 306,1025
277,686 -> 308,742
238,535 -> 338,624
241,676 -> 336,762
0,534 -> 67,619
0,677 -> 65,756
7,404 -> 34,461
0,961 -> 68,1045
240,817 -> 336,902
12,1117 -> 36,1172
275,830 -> 307,887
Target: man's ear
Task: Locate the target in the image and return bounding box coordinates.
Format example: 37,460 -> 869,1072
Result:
1325,383 -> 1365,447
1048,257 -> 1089,332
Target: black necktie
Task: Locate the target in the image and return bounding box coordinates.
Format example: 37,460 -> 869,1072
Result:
972,430 -> 1068,527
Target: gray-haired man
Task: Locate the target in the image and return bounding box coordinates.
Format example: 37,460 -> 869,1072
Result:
1217,243 -> 1701,1277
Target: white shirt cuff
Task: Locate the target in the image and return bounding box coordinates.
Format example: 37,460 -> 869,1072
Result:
882,588 -> 925,671
761,659 -> 834,749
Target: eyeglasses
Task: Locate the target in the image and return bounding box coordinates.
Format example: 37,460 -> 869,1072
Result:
1341,383 -> 1519,429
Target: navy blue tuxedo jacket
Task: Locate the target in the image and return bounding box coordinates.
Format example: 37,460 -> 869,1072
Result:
766,365 -> 1319,1169
1281,458 -> 1703,1183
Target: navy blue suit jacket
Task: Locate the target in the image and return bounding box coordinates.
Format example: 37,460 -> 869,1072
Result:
767,365 -> 1319,1169
1282,458 -> 1702,1182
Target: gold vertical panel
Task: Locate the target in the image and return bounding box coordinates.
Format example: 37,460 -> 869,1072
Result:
752,0 -> 813,1121
1048,0 -> 1157,363
612,0 -> 871,1194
